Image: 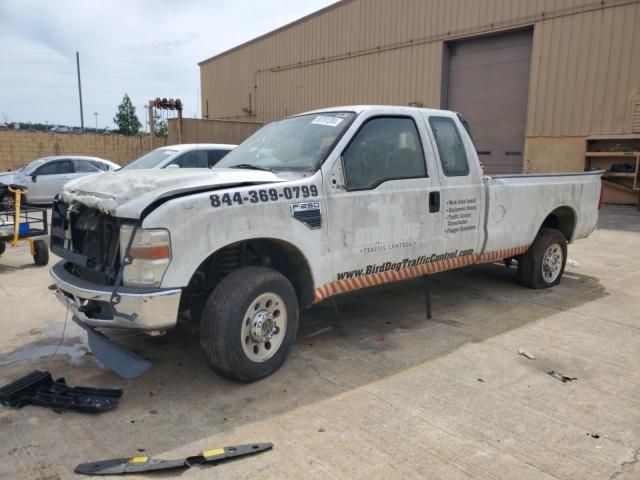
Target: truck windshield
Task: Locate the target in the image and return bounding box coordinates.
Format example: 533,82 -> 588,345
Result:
216,112 -> 355,172
122,149 -> 177,170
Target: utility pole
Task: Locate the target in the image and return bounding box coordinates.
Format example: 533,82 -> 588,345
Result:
76,51 -> 84,131
148,102 -> 155,136
93,112 -> 98,131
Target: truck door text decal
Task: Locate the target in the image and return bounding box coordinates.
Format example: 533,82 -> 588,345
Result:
210,185 -> 319,208
315,245 -> 529,302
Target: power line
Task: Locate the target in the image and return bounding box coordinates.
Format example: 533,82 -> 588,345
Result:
1,70 -> 199,86
0,84 -> 198,97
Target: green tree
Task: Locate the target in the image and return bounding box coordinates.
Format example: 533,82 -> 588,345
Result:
152,111 -> 168,138
113,94 -> 141,135
155,120 -> 168,138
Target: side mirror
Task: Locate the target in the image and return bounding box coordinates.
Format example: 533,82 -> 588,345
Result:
30,174 -> 37,183
165,164 -> 180,169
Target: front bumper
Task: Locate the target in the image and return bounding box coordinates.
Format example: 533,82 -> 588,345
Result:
50,261 -> 181,330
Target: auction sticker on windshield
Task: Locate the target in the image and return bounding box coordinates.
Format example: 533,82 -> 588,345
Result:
311,116 -> 344,127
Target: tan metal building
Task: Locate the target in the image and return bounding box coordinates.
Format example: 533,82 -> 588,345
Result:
199,0 -> 640,184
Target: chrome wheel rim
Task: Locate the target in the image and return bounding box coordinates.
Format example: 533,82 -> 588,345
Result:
241,292 -> 287,363
542,243 -> 563,283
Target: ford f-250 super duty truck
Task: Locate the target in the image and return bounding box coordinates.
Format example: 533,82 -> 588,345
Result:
50,106 -> 603,382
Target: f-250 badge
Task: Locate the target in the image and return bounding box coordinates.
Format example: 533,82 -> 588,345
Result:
290,202 -> 321,229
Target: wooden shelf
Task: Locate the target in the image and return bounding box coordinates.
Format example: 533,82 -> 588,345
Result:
602,179 -> 636,193
602,172 -> 635,178
585,151 -> 639,157
585,140 -> 640,202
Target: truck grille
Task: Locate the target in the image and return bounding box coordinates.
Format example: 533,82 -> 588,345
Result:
51,200 -> 122,285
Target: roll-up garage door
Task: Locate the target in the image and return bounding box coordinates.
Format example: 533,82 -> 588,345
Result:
445,29 -> 533,175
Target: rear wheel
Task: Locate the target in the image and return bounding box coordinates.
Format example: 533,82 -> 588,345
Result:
517,228 -> 567,289
200,266 -> 299,382
32,239 -> 49,266
0,241 -> 5,256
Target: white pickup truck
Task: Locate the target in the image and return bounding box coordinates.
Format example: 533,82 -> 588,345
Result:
50,106 -> 603,381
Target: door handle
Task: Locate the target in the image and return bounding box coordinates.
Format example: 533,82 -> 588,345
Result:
429,191 -> 440,213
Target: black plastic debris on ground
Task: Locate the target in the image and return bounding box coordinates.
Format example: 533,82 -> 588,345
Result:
546,370 -> 577,383
0,370 -> 122,413
74,443 -> 273,476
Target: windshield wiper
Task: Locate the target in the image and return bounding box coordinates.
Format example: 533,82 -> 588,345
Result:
229,164 -> 272,172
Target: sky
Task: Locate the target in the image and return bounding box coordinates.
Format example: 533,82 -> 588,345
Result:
0,0 -> 336,130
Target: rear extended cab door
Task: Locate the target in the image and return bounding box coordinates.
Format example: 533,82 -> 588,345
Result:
321,107 -> 444,294
421,111 -> 486,258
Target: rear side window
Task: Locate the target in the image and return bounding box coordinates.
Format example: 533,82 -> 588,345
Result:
429,116 -> 469,176
90,160 -> 112,171
342,117 -> 427,190
73,159 -> 101,172
171,150 -> 208,168
207,149 -> 230,167
35,159 -> 74,175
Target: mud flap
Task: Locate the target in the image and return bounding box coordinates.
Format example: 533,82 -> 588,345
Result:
73,317 -> 152,380
74,443 -> 273,475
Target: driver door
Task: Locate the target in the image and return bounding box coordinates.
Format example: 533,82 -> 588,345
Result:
27,159 -> 75,203
323,112 -> 443,294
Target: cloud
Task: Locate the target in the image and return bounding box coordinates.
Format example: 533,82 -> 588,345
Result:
0,0 -> 336,127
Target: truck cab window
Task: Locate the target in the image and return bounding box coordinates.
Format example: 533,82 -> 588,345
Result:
429,116 -> 470,176
342,117 -> 426,190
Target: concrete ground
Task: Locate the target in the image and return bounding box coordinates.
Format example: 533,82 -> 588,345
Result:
0,205 -> 639,480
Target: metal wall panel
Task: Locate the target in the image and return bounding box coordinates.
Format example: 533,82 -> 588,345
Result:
446,29 -> 533,174
168,118 -> 263,145
200,0 -> 640,138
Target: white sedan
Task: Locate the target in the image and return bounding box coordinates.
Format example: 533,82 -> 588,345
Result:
121,144 -> 236,170
0,156 -> 119,207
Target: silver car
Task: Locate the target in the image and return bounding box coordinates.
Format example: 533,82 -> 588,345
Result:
121,144 -> 236,170
0,156 -> 119,206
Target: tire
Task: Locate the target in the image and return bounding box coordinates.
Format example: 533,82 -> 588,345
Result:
1,192 -> 15,210
0,241 -> 5,256
200,266 -> 299,382
32,239 -> 49,266
517,228 -> 567,289
189,295 -> 207,324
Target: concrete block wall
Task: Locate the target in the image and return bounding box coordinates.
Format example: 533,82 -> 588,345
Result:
0,131 -> 167,171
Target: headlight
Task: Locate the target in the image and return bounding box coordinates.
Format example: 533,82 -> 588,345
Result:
119,225 -> 171,287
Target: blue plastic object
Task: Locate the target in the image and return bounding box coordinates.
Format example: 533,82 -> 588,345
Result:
18,223 -> 30,235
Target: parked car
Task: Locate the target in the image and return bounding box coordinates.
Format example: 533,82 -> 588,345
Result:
0,156 -> 119,206
121,144 -> 236,170
50,126 -> 71,133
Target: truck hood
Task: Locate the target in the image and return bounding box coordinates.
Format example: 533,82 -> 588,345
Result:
61,168 -> 285,218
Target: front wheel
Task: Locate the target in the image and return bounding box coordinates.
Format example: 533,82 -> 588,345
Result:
517,228 -> 567,289
200,267 -> 299,382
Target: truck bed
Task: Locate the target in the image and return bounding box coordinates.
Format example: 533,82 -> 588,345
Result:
482,170 -> 603,255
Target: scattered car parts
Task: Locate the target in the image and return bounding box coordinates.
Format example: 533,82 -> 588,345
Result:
546,370 -> 577,383
0,370 -> 122,413
74,442 -> 273,475
517,348 -> 536,359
